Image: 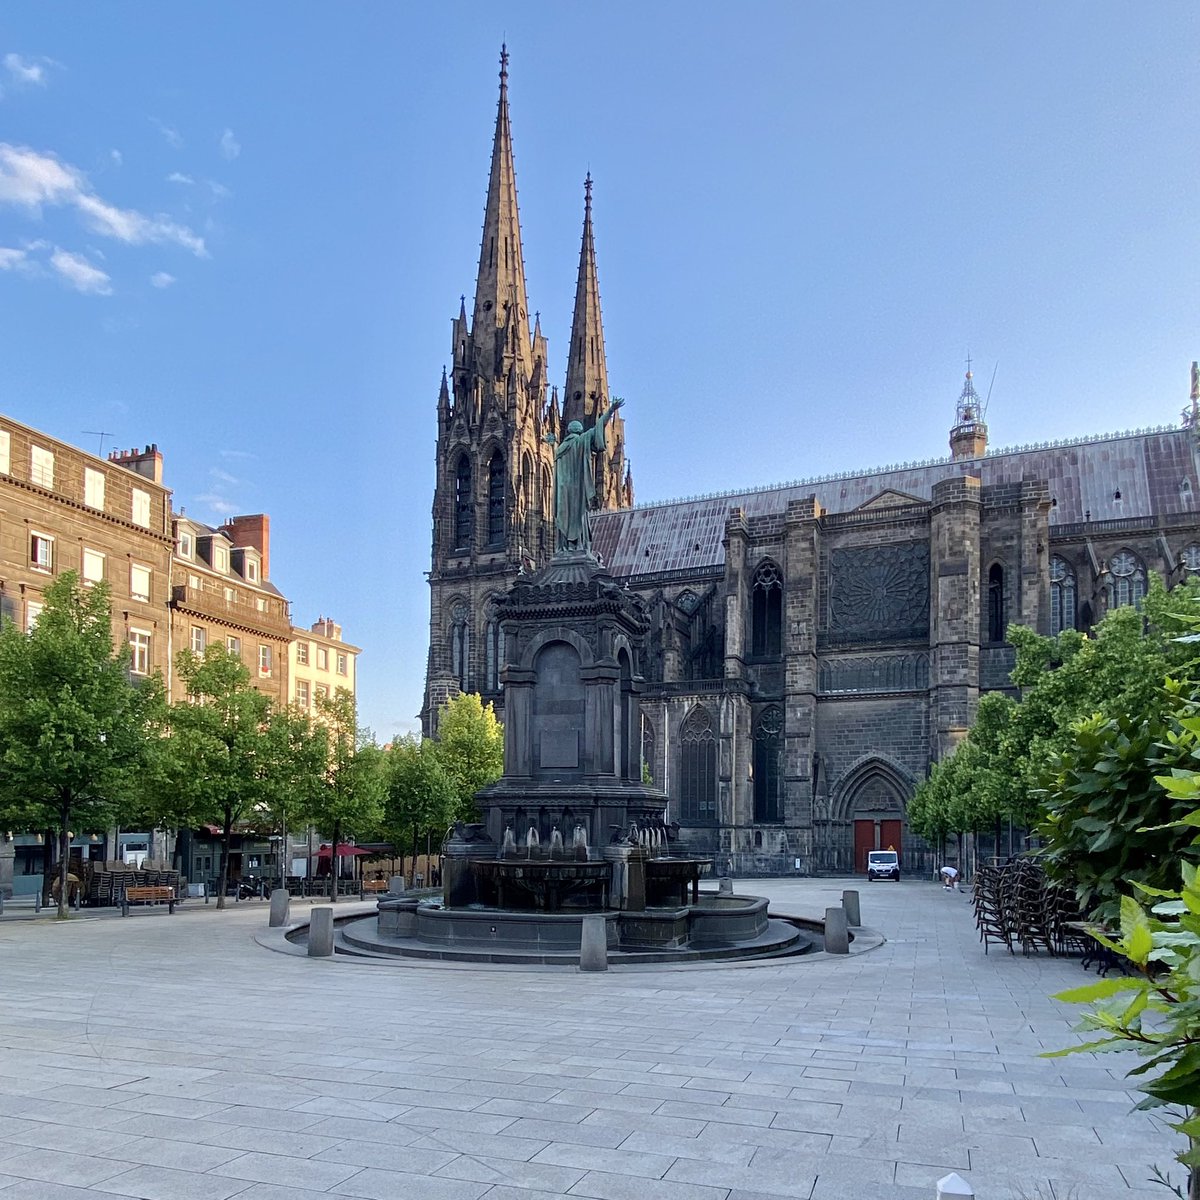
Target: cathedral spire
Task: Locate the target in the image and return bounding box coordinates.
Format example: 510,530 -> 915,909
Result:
949,359 -> 988,460
563,172 -> 610,429
470,43 -> 533,386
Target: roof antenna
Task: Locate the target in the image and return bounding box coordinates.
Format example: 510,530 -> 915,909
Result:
84,430 -> 113,457
983,362 -> 998,420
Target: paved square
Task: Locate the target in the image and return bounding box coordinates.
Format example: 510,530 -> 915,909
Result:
0,879 -> 1179,1198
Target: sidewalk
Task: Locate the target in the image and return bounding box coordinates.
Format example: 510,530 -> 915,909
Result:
0,877 -> 1182,1199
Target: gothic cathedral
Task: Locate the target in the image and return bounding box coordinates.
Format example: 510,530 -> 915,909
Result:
425,50 -> 1200,877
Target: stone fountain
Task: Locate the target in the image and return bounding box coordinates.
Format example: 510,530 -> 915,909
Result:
339,405 -> 812,964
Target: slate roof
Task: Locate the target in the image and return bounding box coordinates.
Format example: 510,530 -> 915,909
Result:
590,426 -> 1200,578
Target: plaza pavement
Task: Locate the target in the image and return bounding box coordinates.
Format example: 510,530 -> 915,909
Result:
0,878 -> 1181,1200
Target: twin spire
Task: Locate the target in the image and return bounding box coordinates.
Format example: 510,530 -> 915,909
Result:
460,46 -> 613,430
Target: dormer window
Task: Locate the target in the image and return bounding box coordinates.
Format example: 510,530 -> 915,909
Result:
214,545 -> 228,573
178,531 -> 194,559
245,557 -> 259,583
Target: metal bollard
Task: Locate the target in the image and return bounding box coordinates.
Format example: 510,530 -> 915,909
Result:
936,1172 -> 974,1198
579,914 -> 608,972
823,905 -> 850,954
842,889 -> 861,926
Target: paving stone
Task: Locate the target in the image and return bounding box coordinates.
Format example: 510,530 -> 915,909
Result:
92,1165 -> 252,1200
567,1169 -> 731,1200
334,1168 -> 489,1200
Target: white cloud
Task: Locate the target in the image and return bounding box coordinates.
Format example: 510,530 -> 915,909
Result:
110,149 -> 123,166
207,180 -> 231,200
0,246 -> 32,273
195,492 -> 238,516
150,117 -> 182,149
220,449 -> 256,461
166,171 -> 194,185
0,143 -> 207,257
50,247 -> 111,295
219,128 -> 240,160
4,53 -> 48,87
210,467 -> 240,485
150,270 -> 175,288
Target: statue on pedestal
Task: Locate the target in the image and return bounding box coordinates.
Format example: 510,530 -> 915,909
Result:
545,397 -> 625,555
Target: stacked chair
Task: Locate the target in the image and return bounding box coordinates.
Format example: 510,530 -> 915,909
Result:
972,859 -> 1084,957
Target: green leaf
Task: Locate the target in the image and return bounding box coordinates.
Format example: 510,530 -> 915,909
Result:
1052,977 -> 1143,1004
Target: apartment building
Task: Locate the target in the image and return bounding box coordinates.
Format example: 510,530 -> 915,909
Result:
169,512 -> 292,706
289,616 -> 360,714
0,422 -> 173,676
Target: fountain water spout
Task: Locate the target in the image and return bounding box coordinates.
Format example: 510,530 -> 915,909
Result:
502,826 -> 518,859
526,826 -> 541,858
572,822 -> 589,861
549,828 -> 565,860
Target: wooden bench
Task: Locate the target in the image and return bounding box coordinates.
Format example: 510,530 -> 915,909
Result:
361,879 -> 389,894
122,885 -> 176,916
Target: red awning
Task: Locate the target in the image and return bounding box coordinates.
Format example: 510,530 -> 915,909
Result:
316,843 -> 371,858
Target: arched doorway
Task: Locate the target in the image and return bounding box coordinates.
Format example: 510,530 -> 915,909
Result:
832,757 -> 912,873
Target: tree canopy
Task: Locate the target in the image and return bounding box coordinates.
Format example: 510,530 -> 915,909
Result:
434,692 -> 504,821
0,573 -> 162,915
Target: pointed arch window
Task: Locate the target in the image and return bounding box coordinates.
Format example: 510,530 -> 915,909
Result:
987,563 -> 1006,642
679,706 -> 717,823
1109,549 -> 1147,609
1180,543 -> 1200,576
751,561 -> 783,657
641,719 -> 656,786
484,603 -> 505,694
753,706 -> 783,823
1050,557 -> 1077,635
486,453 -> 506,546
521,451 -> 534,510
449,601 -> 470,691
454,457 -> 472,549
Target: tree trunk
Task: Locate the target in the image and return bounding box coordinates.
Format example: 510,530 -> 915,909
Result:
216,808 -> 233,911
411,823 -> 419,887
41,829 -> 54,905
329,820 -> 341,903
57,806 -> 71,919
994,817 -> 1002,864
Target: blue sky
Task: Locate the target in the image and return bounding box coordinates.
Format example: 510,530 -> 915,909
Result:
2,3 -> 1199,740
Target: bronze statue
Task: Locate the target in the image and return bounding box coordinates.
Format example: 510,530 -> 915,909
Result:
545,398 -> 625,554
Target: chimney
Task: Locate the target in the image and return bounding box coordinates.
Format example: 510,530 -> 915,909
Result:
108,443 -> 164,484
311,616 -> 342,641
220,514 -> 270,578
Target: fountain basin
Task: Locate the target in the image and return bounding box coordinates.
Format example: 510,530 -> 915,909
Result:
469,858 -> 611,912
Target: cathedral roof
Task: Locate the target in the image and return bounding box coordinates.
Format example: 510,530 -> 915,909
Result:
590,425 -> 1200,577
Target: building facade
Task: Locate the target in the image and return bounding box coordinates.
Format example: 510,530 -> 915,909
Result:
290,616 -> 360,714
169,511 -> 292,706
423,54 -> 1200,876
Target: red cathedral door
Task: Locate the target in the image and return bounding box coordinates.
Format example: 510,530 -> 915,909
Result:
880,819 -> 903,864
853,821 -> 875,873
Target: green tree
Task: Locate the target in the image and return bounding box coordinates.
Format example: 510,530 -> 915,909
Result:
384,735 -> 457,884
0,573 -> 161,917
434,693 -> 503,821
163,646 -> 273,909
309,690 -> 385,901
1048,732 -> 1200,1199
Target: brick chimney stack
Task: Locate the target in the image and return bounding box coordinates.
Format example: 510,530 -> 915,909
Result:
108,444 -> 164,484
311,616 -> 343,641
220,514 -> 270,578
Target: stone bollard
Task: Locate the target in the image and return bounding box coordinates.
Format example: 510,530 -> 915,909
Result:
268,888 -> 290,928
579,914 -> 608,973
936,1172 -> 974,1198
34,891 -> 41,913
842,889 -> 861,927
388,875 -> 405,895
308,906 -> 335,957
718,877 -> 734,896
823,905 -> 850,954
0,893 -> 4,915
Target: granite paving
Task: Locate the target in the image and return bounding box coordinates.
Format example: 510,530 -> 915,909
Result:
0,878 -> 1182,1199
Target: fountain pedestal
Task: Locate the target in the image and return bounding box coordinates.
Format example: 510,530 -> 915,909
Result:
603,843 -> 648,912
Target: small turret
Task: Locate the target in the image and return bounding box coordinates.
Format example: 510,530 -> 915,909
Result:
949,363 -> 988,460
438,367 -> 451,426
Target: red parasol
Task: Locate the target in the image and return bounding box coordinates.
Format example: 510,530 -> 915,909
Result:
316,843 -> 371,858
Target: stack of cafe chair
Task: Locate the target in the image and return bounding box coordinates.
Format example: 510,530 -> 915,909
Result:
972,864 -> 1013,954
